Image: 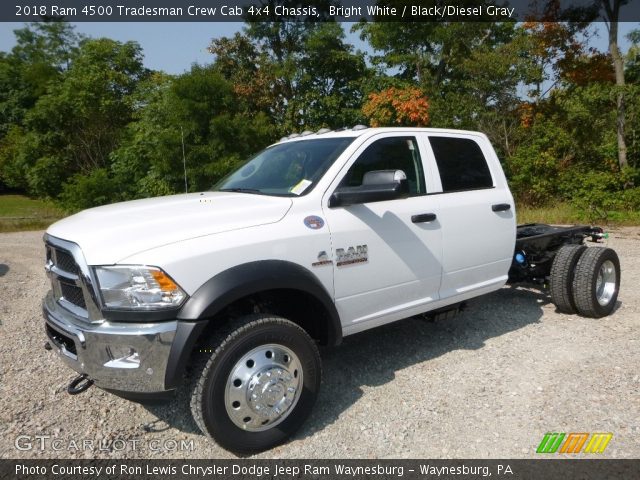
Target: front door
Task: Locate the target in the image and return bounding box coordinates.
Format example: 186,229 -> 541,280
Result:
322,133 -> 443,335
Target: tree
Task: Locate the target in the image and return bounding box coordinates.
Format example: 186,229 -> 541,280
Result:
362,87 -> 430,127
208,33 -> 275,114
297,23 -> 368,128
601,0 -> 629,172
111,65 -> 275,199
210,22 -> 368,131
3,38 -> 147,198
0,22 -> 82,137
12,21 -> 82,70
0,22 -> 83,192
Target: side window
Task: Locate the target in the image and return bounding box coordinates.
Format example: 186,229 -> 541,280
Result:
340,136 -> 425,195
429,137 -> 493,192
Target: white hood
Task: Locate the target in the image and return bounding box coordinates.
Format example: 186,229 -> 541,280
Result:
47,192 -> 292,265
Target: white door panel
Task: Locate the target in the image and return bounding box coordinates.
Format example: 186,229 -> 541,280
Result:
437,189 -> 514,298
325,196 -> 442,325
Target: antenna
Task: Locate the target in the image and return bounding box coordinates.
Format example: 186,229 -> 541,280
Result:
181,126 -> 188,193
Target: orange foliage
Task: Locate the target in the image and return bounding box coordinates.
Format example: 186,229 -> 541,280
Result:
518,102 -> 535,129
560,52 -> 615,85
362,87 -> 430,127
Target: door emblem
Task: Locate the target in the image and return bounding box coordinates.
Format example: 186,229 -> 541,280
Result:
312,251 -> 332,267
336,245 -> 368,267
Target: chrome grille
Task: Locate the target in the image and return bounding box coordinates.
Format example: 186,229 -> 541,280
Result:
59,279 -> 87,309
45,236 -> 97,322
54,249 -> 79,275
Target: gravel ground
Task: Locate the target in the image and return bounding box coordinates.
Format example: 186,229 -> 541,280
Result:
0,228 -> 638,459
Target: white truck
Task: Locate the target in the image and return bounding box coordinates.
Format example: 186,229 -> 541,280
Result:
42,127 -> 620,453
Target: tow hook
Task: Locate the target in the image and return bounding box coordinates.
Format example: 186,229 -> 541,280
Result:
67,373 -> 94,395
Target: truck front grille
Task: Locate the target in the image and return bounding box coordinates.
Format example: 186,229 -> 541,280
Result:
59,280 -> 87,309
53,249 -> 79,275
45,237 -> 97,322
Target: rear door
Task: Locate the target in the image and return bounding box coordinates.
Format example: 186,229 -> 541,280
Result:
322,133 -> 443,334
425,134 -> 515,300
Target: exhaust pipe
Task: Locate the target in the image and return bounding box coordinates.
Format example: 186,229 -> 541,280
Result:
67,373 -> 94,395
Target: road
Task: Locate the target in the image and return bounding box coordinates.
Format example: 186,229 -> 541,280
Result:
0,229 -> 638,459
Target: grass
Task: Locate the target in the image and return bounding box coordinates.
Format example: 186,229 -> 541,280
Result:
516,202 -> 640,227
0,194 -> 64,233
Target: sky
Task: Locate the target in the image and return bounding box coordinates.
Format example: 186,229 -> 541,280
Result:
0,21 -> 368,73
0,21 -> 638,74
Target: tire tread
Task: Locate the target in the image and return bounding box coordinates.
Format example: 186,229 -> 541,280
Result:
549,244 -> 586,314
572,247 -> 620,318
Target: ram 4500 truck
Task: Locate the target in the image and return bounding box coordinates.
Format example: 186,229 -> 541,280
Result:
42,127 -> 620,453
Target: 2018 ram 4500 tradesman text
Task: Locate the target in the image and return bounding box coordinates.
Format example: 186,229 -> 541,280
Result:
42,127 -> 620,453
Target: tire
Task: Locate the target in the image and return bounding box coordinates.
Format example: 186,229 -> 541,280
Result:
190,314 -> 321,454
572,247 -> 621,318
549,244 -> 586,314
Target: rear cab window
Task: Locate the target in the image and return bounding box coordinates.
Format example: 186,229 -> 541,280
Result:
428,136 -> 494,193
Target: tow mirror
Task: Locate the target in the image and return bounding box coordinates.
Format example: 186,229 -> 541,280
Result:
329,170 -> 409,207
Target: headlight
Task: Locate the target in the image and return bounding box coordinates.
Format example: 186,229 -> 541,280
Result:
94,265 -> 186,310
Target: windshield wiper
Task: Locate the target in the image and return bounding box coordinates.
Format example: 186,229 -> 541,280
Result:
218,188 -> 263,195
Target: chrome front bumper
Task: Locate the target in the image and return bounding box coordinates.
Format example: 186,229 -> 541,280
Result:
43,291 -> 177,393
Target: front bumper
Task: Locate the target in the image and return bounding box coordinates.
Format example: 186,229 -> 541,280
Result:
43,291 -> 177,394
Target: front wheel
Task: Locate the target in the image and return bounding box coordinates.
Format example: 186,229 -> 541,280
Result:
190,315 -> 321,454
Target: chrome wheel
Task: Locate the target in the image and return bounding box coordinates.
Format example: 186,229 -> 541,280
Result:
224,344 -> 303,431
595,260 -> 616,306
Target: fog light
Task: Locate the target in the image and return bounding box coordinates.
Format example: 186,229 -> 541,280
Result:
104,346 -> 140,369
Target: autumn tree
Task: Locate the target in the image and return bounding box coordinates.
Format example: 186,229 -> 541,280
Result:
362,87 -> 430,127
210,22 -> 368,131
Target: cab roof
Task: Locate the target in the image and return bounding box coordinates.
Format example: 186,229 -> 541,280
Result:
276,126 -> 486,145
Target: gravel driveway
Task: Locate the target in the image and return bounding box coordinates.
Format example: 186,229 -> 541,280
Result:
1,229 -> 638,459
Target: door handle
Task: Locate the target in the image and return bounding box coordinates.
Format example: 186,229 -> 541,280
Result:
492,203 -> 511,212
412,213 -> 437,223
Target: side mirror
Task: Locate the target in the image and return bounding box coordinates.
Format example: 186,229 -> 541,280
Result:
329,170 -> 409,208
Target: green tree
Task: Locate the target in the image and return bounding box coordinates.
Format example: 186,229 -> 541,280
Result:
601,0 -> 630,172
111,65 -> 275,199
211,20 -> 368,132
3,38 -> 147,198
0,22 -> 83,191
0,22 -> 82,137
298,23 -> 368,128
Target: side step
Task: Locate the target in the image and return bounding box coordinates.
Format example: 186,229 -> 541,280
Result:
420,302 -> 465,322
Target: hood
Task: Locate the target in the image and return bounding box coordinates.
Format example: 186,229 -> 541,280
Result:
47,192 -> 292,265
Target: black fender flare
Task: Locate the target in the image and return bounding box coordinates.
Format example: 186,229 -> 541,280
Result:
164,260 -> 342,389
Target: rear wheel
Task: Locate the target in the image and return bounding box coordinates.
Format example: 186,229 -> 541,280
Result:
549,244 -> 586,314
190,314 -> 321,454
572,247 -> 620,318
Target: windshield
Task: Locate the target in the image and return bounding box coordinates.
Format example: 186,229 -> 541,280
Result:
212,137 -> 355,196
